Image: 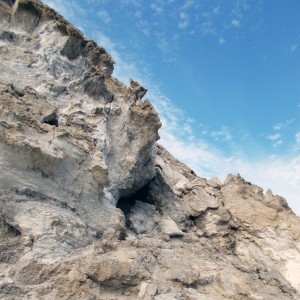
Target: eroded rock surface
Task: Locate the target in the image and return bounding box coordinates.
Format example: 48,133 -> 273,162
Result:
0,1 -> 300,299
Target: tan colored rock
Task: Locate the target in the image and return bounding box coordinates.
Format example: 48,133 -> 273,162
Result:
0,1 -> 300,300
160,217 -> 183,237
138,282 -> 157,300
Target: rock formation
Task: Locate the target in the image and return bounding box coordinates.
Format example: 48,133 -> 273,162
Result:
0,1 -> 299,299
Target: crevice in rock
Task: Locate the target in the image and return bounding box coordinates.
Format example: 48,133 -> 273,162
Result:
42,111 -> 58,127
0,31 -> 17,42
3,0 -> 16,8
61,36 -> 85,60
13,188 -> 78,215
6,223 -> 21,237
182,215 -> 198,232
116,180 -> 155,227
7,83 -> 24,98
0,217 -> 21,237
83,76 -> 114,103
154,164 -> 162,171
12,0 -> 42,33
86,274 -> 139,293
230,225 -> 238,232
116,195 -> 136,222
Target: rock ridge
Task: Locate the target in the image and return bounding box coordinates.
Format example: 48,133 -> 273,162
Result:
0,1 -> 300,299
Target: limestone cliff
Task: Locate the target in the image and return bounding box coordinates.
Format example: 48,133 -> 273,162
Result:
0,1 -> 299,299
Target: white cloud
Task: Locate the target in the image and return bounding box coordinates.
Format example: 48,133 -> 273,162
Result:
44,0 -> 71,18
273,123 -> 284,130
120,0 -> 140,6
157,37 -> 169,52
219,37 -> 226,44
211,126 -> 232,141
44,0 -> 88,24
201,20 -> 216,36
137,20 -> 151,37
213,6 -> 220,14
290,44 -> 298,53
293,132 -> 300,152
273,140 -> 283,147
296,132 -> 300,144
267,133 -> 281,141
178,12 -> 190,29
273,119 -> 294,130
231,19 -> 241,27
182,0 -> 195,10
164,57 -> 176,64
150,3 -> 163,14
231,0 -> 253,20
178,20 -> 189,29
134,10 -> 143,18
97,10 -> 111,24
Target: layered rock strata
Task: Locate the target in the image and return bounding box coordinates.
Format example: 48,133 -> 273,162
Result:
0,1 -> 300,299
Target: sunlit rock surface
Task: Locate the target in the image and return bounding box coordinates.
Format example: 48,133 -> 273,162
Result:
0,1 -> 299,299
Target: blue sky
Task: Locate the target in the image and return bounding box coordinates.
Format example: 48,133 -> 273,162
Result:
44,0 -> 300,215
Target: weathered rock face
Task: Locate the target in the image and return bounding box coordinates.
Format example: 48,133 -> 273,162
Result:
0,1 -> 299,299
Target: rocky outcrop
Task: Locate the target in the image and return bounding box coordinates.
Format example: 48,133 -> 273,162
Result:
0,1 -> 300,299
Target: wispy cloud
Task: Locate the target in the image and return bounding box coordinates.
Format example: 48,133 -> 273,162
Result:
120,0 -> 140,6
219,37 -> 226,44
231,19 -> 241,27
213,6 -> 220,14
134,10 -> 143,18
267,133 -> 281,141
150,3 -> 163,14
44,0 -> 88,29
177,0 -> 197,31
274,123 -> 284,130
211,126 -> 232,142
200,20 -> 216,36
97,9 -> 111,24
296,132 -> 300,145
136,20 -> 151,37
273,119 -> 294,130
44,0 -> 72,18
290,35 -> 300,53
290,44 -> 298,53
157,36 -> 169,52
231,0 -> 253,20
182,0 -> 195,10
266,133 -> 282,147
273,140 -> 283,147
178,12 -> 190,29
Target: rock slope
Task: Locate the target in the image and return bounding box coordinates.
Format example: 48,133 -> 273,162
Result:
0,1 -> 300,299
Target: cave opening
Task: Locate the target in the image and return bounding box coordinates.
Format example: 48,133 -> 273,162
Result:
42,112 -> 59,127
116,180 -> 155,225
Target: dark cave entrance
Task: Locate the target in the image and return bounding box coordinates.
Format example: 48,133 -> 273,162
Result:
42,112 -> 59,127
116,181 -> 155,226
